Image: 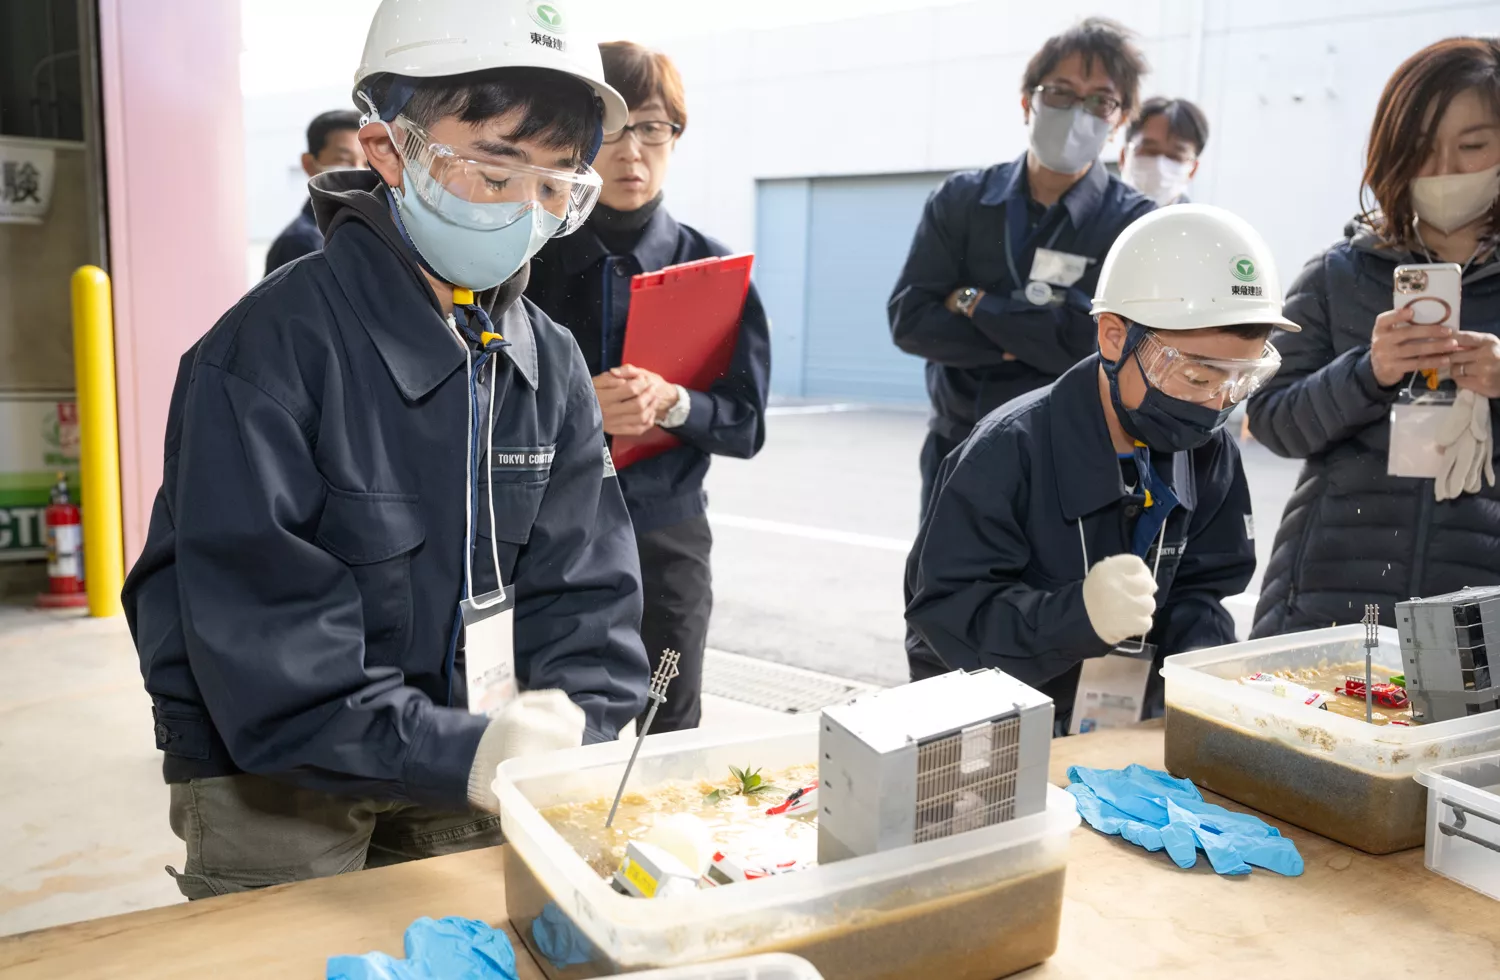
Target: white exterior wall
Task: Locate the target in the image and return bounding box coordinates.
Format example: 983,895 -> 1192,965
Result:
242,1 -> 1500,292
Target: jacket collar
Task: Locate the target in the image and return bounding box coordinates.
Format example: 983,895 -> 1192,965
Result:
1049,355 -> 1197,521
312,170 -> 538,399
553,202 -> 682,276
1348,215 -> 1500,286
979,151 -> 1110,229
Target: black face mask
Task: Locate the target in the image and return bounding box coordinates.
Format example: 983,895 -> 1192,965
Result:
1104,325 -> 1234,453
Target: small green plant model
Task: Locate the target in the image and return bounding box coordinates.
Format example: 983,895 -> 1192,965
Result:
704,765 -> 782,805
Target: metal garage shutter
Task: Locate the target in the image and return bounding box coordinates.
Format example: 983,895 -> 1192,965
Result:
757,172 -> 949,403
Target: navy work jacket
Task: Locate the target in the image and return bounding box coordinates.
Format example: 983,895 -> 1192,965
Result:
889,154 -> 1154,442
123,171 -> 650,811
527,206 -> 770,534
905,355 -> 1255,721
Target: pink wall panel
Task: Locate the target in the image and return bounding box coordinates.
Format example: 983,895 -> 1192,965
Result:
98,0 -> 246,563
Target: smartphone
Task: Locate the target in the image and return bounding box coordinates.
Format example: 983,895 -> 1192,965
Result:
1394,263 -> 1461,385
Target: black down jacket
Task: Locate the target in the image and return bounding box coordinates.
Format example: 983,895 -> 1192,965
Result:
1248,222 -> 1500,637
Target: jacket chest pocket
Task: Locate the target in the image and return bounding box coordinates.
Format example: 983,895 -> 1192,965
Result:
481,445 -> 553,553
315,490 -> 425,643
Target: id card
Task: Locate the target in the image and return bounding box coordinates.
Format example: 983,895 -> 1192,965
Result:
1030,248 -> 1090,287
462,586 -> 517,716
1388,389 -> 1457,479
1070,646 -> 1154,735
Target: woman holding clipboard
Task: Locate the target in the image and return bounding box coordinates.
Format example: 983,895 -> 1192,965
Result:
528,41 -> 771,733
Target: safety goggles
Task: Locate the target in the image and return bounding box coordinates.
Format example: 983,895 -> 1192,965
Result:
389,115 -> 602,235
1134,330 -> 1282,406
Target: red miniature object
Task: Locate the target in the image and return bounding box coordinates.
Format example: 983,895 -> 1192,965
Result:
765,783 -> 819,817
1335,675 -> 1410,710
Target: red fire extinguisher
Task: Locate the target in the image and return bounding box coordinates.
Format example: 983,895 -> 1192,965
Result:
38,473 -> 88,609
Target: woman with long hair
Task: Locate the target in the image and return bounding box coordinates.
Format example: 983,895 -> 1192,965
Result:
1250,37 -> 1500,635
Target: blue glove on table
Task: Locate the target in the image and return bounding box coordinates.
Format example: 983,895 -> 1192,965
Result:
328,916 -> 518,980
1066,764 -> 1304,877
531,901 -> 594,969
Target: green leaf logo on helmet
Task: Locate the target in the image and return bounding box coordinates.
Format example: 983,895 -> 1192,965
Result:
530,2 -> 566,32
1231,256 -> 1258,283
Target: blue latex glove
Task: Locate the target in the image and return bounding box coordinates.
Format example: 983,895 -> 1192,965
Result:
328,916 -> 518,980
1066,764 -> 1304,877
531,901 -> 594,969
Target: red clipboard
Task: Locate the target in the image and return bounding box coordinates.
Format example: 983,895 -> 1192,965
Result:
611,253 -> 754,469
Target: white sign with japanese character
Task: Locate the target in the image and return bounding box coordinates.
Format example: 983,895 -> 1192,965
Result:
0,140 -> 56,225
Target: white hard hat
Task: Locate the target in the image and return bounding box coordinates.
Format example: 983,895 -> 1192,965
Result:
354,0 -> 628,134
1092,204 -> 1302,333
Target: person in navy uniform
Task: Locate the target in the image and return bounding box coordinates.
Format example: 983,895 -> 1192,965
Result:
906,206 -> 1293,732
264,109 -> 366,276
889,17 -> 1155,518
1119,96 -> 1209,206
528,42 -> 771,734
123,0 -> 650,898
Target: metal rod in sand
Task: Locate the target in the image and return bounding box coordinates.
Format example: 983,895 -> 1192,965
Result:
1363,604 -> 1379,725
606,649 -> 681,828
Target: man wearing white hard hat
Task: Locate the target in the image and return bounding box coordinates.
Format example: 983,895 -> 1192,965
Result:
906,205 -> 1294,734
123,0 -> 650,897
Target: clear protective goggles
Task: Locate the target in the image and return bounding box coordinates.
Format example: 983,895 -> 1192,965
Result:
384,113 -> 602,235
1133,330 -> 1282,406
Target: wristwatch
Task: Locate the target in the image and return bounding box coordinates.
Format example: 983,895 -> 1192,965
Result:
954,287 -> 982,317
659,385 -> 692,429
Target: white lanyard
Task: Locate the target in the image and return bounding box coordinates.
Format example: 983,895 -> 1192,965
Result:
451,317 -> 505,607
1076,516 -> 1167,581
1078,513 -> 1167,656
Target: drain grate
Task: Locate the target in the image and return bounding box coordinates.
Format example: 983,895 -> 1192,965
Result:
703,649 -> 884,714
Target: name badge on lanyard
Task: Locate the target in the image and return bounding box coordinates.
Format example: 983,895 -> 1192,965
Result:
1388,386 -> 1457,478
1004,204 -> 1087,308
1069,461 -> 1178,735
455,332 -> 519,717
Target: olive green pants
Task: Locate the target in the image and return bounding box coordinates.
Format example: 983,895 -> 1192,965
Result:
166,773 -> 503,900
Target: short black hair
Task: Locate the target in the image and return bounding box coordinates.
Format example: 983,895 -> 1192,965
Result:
306,110 -> 362,157
1198,323 -> 1276,342
1022,17 -> 1147,117
1127,97 -> 1210,156
399,68 -> 598,159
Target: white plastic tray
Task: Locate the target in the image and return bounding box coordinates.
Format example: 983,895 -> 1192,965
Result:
622,953 -> 824,979
1162,625 -> 1500,774
1416,751 -> 1500,901
495,715 -> 1079,977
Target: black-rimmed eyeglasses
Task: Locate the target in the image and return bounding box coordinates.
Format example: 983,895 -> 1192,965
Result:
602,121 -> 683,146
1031,84 -> 1121,120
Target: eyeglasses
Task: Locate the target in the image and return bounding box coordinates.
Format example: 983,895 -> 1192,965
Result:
1032,84 -> 1122,120
1134,331 -> 1282,406
602,120 -> 683,146
388,115 -> 602,234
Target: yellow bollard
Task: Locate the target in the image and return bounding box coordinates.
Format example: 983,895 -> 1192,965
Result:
69,266 -> 125,618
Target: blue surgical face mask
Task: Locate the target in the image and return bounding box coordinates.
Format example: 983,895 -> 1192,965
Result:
1103,325 -> 1233,452
391,162 -> 563,290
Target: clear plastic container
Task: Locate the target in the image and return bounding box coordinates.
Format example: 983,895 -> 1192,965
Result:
622,953 -> 825,979
1415,752 -> 1500,901
1161,625 -> 1500,853
494,715 -> 1080,979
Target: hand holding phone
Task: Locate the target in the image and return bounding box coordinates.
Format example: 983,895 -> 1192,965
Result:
1370,264 -> 1463,387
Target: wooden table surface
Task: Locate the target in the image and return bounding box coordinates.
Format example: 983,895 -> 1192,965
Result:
3,724 -> 1497,979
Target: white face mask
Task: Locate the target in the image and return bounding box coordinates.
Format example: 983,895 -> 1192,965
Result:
1028,102 -> 1112,175
1122,149 -> 1194,206
1410,163 -> 1500,233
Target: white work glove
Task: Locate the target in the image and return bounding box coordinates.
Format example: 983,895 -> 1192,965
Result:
1435,389 -> 1496,502
1081,554 -> 1159,647
466,690 -> 586,812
